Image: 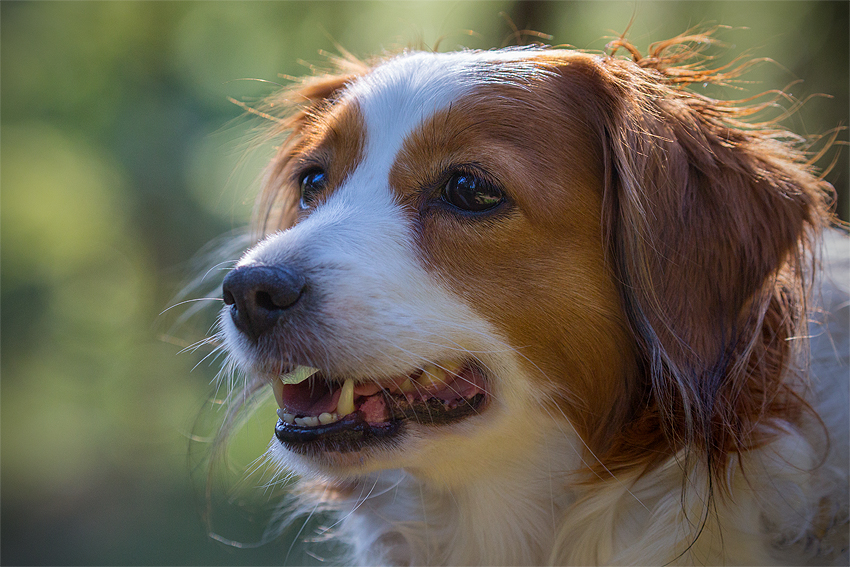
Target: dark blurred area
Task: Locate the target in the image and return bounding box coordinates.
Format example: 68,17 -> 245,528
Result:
1,2 -> 846,565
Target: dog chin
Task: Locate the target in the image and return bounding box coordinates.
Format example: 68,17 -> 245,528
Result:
266,433 -> 405,479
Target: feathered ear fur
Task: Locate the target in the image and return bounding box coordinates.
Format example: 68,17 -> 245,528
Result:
254,57 -> 369,235
594,34 -> 833,479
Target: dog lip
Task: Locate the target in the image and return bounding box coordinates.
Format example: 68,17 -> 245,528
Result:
275,411 -> 403,453
387,392 -> 486,423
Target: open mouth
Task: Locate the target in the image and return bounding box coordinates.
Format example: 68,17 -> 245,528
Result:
271,361 -> 487,453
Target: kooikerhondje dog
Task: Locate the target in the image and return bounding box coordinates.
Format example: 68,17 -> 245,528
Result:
216,33 -> 849,565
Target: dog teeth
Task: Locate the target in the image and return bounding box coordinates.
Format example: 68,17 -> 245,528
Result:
318,412 -> 338,425
418,363 -> 459,389
295,416 -> 320,427
276,409 -> 296,424
278,409 -> 340,427
337,378 -> 355,416
399,378 -> 416,393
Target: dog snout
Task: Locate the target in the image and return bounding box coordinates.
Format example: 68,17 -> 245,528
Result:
222,265 -> 306,341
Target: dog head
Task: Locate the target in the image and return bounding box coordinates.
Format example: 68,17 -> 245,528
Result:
219,40 -> 830,486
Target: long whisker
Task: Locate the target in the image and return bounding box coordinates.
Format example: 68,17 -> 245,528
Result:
160,296 -> 224,317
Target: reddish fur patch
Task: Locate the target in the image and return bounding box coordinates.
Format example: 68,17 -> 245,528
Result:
389,57 -> 640,462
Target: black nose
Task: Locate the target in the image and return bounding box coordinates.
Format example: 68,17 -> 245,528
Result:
222,265 -> 306,341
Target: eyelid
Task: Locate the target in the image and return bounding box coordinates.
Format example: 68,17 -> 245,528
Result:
440,165 -> 503,199
290,156 -> 327,187
446,164 -> 501,189
298,167 -> 324,186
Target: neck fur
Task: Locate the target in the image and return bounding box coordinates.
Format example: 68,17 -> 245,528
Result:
331,431 -> 582,566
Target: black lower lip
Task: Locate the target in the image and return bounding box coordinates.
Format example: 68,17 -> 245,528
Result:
275,393 -> 486,454
275,412 -> 403,454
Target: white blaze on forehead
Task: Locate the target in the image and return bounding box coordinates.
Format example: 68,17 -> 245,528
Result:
342,49 -> 550,180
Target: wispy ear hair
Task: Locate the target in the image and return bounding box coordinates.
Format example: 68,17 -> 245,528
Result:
596,29 -> 834,481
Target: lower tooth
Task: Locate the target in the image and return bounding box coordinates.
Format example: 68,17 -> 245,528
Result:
277,409 -> 295,424
318,412 -> 336,425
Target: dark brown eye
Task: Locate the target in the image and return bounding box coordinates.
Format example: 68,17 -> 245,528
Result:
299,169 -> 327,207
442,172 -> 505,213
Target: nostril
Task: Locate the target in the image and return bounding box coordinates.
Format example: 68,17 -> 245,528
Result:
255,290 -> 284,311
221,264 -> 306,341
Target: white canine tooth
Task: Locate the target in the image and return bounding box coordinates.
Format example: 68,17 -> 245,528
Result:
276,409 -> 295,424
294,417 -> 307,427
303,416 -> 320,427
318,412 -> 336,425
419,363 -> 449,389
337,378 -> 355,416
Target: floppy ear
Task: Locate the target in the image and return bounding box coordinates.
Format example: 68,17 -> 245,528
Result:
255,62 -> 368,235
596,42 -> 832,472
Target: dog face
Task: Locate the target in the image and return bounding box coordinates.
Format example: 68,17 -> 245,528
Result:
220,50 -> 636,482
220,46 -> 825,485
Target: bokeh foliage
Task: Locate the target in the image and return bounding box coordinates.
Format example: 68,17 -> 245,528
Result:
2,2 -> 847,565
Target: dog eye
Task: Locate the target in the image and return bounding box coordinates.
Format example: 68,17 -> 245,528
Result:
442,172 -> 505,213
299,168 -> 327,207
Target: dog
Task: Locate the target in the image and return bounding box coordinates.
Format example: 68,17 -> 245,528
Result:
216,33 -> 849,565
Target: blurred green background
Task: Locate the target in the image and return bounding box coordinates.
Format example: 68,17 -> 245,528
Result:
1,1 -> 847,565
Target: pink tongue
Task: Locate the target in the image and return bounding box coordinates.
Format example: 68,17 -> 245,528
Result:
280,381 -> 340,415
